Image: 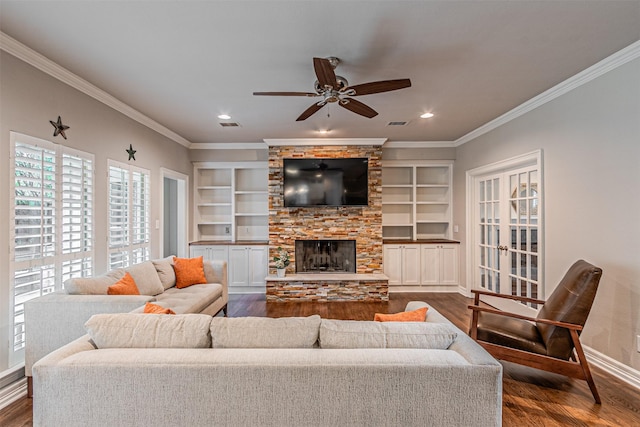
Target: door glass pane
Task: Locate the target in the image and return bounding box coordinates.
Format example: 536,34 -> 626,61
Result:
479,181 -> 485,202
531,229 -> 538,253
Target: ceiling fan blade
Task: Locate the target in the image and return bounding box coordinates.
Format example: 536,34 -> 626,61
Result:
313,57 -> 338,90
253,91 -> 319,97
347,79 -> 412,96
339,98 -> 378,118
296,102 -> 325,121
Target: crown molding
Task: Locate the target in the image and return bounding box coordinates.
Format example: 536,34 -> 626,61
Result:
264,138 -> 387,146
190,142 -> 267,150
454,40 -> 640,147
383,140 -> 455,148
0,32 -> 193,148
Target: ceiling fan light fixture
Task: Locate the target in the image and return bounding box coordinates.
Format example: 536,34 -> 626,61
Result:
420,112 -> 434,119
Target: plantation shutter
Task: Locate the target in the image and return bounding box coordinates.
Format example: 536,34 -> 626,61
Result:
61,150 -> 94,282
108,161 -> 150,269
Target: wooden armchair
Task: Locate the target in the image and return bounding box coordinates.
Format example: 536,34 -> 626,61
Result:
468,259 -> 603,403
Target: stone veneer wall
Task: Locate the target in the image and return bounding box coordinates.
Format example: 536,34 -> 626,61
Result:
268,145 -> 383,274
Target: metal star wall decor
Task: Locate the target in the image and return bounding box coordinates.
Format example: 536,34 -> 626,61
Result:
49,116 -> 70,139
126,144 -> 137,161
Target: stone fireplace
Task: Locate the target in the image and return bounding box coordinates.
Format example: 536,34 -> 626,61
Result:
266,144 -> 387,302
295,240 -> 356,273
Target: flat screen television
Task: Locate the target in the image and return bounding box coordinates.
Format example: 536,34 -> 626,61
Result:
283,158 -> 369,207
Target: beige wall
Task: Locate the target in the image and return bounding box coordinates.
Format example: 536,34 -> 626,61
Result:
453,57 -> 640,371
0,52 -> 192,370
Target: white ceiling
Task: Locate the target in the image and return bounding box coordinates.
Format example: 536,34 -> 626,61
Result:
1,1 -> 639,146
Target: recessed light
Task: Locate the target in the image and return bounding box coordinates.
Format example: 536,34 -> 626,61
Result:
217,114 -> 231,120
420,112 -> 434,119
317,129 -> 330,134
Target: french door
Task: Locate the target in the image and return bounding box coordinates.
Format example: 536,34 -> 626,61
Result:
472,154 -> 542,315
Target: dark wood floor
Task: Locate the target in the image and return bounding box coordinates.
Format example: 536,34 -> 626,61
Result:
2,292 -> 639,426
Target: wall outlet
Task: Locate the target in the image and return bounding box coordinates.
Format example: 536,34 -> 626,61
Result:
637,335 -> 640,353
224,226 -> 230,234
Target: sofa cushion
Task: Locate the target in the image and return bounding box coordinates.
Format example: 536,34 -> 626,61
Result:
173,256 -> 207,289
64,269 -> 125,295
85,313 -> 212,348
152,283 -> 223,314
107,272 -> 140,295
374,306 -> 428,322
151,256 -> 177,290
210,315 -> 321,348
124,261 -> 165,296
319,319 -> 457,349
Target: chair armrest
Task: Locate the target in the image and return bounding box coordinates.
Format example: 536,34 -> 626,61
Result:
467,305 -> 583,331
471,289 -> 545,305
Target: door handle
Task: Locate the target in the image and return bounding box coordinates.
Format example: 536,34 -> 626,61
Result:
497,245 -> 509,253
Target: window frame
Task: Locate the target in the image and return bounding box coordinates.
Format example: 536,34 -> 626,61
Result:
9,132 -> 95,366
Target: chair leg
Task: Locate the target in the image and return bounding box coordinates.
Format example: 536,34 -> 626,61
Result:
570,329 -> 601,404
27,376 -> 33,398
223,304 -> 228,317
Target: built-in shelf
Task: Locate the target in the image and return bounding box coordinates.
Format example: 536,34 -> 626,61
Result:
382,160 -> 453,240
194,162 -> 268,241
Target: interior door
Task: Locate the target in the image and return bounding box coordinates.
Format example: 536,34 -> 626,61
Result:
474,164 -> 542,315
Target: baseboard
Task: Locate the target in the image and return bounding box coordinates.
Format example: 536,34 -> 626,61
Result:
389,285 -> 459,293
0,377 -> 27,410
585,346 -> 640,390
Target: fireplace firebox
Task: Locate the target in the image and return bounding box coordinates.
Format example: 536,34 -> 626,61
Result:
295,240 -> 356,273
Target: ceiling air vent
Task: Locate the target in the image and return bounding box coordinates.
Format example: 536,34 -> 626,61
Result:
387,121 -> 409,126
219,122 -> 240,127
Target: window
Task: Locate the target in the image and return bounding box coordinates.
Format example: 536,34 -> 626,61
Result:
108,161 -> 150,269
9,132 -> 94,364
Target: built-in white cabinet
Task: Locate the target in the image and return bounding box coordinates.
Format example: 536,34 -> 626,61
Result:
384,243 -> 459,288
228,246 -> 268,289
382,160 -> 453,240
383,244 -> 421,286
193,162 -> 268,241
420,243 -> 459,286
190,245 -> 229,263
190,244 -> 267,293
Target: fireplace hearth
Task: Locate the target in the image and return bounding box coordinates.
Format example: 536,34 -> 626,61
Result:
295,240 -> 356,273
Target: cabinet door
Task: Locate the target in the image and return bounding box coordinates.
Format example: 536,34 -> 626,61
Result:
228,247 -> 249,287
402,245 -> 421,286
383,245 -> 403,286
247,246 -> 268,287
189,246 -> 208,259
420,245 -> 440,285
208,246 -> 229,263
439,244 -> 459,285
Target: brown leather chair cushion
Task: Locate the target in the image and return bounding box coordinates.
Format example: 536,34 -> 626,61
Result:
477,311 -> 547,356
537,260 -> 602,360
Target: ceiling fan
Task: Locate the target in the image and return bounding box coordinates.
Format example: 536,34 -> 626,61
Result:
253,57 -> 411,121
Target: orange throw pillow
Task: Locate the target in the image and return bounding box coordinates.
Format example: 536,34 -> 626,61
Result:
143,302 -> 176,315
173,256 -> 207,289
374,306 -> 428,322
107,272 -> 140,295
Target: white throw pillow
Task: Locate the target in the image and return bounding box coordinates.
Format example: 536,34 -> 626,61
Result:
85,313 -> 212,349
151,256 -> 177,290
125,261 -> 165,296
210,315 -> 321,348
319,319 -> 457,349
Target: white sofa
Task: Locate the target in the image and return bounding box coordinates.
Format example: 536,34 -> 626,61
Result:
32,302 -> 502,427
24,257 -> 228,393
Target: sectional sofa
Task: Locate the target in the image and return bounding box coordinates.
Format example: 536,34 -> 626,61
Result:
24,256 -> 228,395
32,301 -> 502,426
